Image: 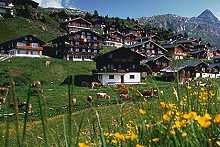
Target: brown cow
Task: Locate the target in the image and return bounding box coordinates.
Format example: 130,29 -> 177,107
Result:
91,82 -> 102,89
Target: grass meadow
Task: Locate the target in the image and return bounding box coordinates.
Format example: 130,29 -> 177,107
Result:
0,57 -> 220,146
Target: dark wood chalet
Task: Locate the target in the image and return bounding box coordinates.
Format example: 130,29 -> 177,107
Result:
141,55 -> 171,75
62,17 -> 92,33
0,0 -> 14,16
94,47 -> 145,85
49,29 -> 104,61
162,44 -> 187,59
207,48 -> 220,59
190,50 -> 207,59
13,0 -> 39,8
161,61 -> 208,83
105,31 -> 124,48
129,40 -> 168,57
0,35 -> 45,57
124,33 -> 138,46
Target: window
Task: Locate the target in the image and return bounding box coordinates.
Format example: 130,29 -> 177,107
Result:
109,75 -> 114,79
94,50 -> 97,53
130,75 -> 135,79
82,49 -> 86,52
75,49 -> 79,52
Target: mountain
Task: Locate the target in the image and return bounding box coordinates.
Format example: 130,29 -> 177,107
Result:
137,9 -> 220,47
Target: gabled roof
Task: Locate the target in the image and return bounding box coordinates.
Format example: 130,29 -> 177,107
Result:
141,55 -> 171,64
95,47 -> 146,61
191,50 -> 206,54
161,60 -> 208,73
162,44 -> 186,50
208,63 -> 220,69
129,40 -> 168,53
0,35 -> 45,45
63,17 -> 92,25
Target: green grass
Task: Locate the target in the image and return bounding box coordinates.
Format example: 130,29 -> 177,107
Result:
0,14 -> 63,43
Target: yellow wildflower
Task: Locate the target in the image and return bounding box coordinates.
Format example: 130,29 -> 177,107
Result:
216,141 -> 220,146
162,111 -> 172,122
152,138 -> 160,142
126,131 -> 138,141
136,144 -> 144,147
183,112 -> 197,120
78,143 -> 89,147
169,130 -> 176,136
139,108 -> 146,115
114,132 -> 125,141
214,114 -> 220,124
181,132 -> 187,138
196,113 -> 212,128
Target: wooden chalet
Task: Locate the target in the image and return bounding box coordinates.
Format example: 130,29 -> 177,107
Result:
49,29 -> 104,61
15,0 -> 39,8
62,17 -> 92,33
105,31 -> 124,48
213,56 -> 220,63
129,40 -> 168,57
124,33 -> 138,46
162,44 -> 187,59
0,35 -> 45,57
161,61 -> 208,84
207,47 -> 220,59
190,50 -> 207,59
0,0 -> 14,16
94,47 -> 145,85
141,55 -> 171,75
207,63 -> 220,78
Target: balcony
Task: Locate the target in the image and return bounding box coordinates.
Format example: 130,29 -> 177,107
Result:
16,45 -> 43,51
93,68 -> 140,74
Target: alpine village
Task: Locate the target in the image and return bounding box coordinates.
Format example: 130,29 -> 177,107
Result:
0,0 -> 220,147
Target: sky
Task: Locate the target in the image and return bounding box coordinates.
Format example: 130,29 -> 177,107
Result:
34,0 -> 220,19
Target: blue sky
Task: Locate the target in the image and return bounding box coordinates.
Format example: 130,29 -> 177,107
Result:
37,0 -> 220,18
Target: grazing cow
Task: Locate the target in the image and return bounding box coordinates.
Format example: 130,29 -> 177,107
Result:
9,102 -> 33,113
72,98 -> 77,105
141,89 -> 158,98
32,81 -> 41,88
91,82 -> 102,89
0,97 -> 6,105
0,87 -> 9,93
87,96 -> 93,103
45,60 -> 51,67
96,93 -> 111,99
120,94 -> 130,100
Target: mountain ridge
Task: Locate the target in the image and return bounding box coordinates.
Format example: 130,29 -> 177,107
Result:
137,9 -> 220,47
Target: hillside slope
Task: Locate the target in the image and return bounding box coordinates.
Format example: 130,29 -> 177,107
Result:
0,8 -> 64,43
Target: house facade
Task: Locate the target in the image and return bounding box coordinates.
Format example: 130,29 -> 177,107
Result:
141,55 -> 171,75
129,40 -> 168,57
50,29 -> 104,61
62,17 -> 92,33
94,47 -> 145,85
161,61 -> 209,84
0,0 -> 14,16
0,35 -> 45,57
105,31 -> 124,48
162,44 -> 187,59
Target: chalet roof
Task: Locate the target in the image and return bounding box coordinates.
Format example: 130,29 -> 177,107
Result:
162,43 -> 186,50
63,17 -> 92,25
95,47 -> 146,61
208,63 -> 220,69
191,50 -> 206,54
208,47 -> 220,51
71,29 -> 105,39
160,66 -> 185,73
0,35 -> 45,45
161,60 -> 207,73
129,40 -> 168,53
141,55 -> 171,64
